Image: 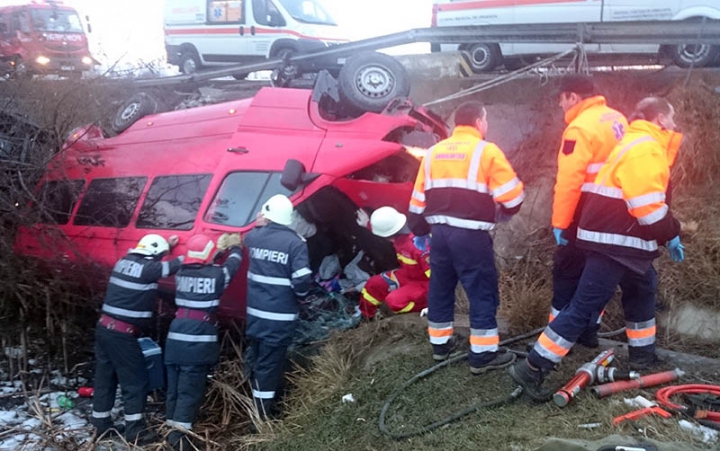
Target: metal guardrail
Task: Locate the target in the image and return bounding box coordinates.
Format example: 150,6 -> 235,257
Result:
135,20 -> 720,87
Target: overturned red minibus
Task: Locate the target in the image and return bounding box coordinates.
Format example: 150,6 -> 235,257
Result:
14,77 -> 447,320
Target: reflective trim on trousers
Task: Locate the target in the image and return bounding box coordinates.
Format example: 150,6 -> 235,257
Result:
637,204 -> 668,226
246,307 -> 298,322
125,413 -> 144,422
102,304 -> 153,319
533,327 -> 573,364
92,410 -> 111,419
292,267 -> 312,278
252,389 -> 275,399
548,307 -> 561,323
397,302 -> 416,314
428,321 -> 454,345
577,228 -> 658,252
108,277 -> 158,292
493,177 -> 521,198
175,298 -> 220,309
425,215 -> 495,231
361,288 -> 382,306
248,272 -> 292,286
626,319 -> 656,347
470,328 -> 499,354
167,332 -> 218,343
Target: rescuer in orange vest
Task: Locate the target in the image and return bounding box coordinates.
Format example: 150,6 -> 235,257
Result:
510,97 -> 685,401
408,101 -> 525,375
548,74 -> 629,347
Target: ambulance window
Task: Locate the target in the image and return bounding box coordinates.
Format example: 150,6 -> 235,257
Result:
136,174 -> 212,230
73,177 -> 147,227
207,0 -> 245,24
35,179 -> 85,225
253,0 -> 284,26
206,172 -> 293,227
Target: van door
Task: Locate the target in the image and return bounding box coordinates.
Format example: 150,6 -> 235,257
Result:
248,0 -> 289,57
202,0 -> 249,64
605,0 -> 668,54
512,0 -> 603,57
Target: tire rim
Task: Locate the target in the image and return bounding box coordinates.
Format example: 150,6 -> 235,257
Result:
470,46 -> 490,68
355,64 -> 394,99
679,44 -> 710,63
120,102 -> 140,121
183,58 -> 197,74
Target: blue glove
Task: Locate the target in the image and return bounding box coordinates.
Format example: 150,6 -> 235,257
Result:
413,235 -> 431,252
553,228 -> 568,246
667,236 -> 685,262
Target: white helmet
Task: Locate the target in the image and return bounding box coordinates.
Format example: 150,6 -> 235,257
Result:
370,207 -> 407,238
131,234 -> 170,257
261,194 -> 294,226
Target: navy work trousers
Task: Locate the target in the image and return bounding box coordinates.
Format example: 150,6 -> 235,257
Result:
91,326 -> 148,440
427,225 -> 500,367
165,364 -> 211,430
245,338 -> 289,418
530,252 -> 658,370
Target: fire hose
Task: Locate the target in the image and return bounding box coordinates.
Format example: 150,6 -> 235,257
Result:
656,384 -> 720,423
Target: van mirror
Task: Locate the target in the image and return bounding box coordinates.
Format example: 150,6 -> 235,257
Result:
281,159 -> 316,191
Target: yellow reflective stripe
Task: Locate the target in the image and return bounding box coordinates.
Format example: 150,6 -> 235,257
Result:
361,288 -> 382,306
397,254 -> 418,265
397,302 -> 415,314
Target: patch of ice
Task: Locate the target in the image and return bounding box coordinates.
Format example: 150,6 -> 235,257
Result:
0,410 -> 20,425
57,411 -> 87,428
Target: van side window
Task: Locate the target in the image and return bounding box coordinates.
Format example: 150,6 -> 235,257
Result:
35,179 -> 85,225
207,0 -> 245,24
252,0 -> 284,26
73,177 -> 147,227
206,172 -> 293,227
13,12 -> 30,33
136,174 -> 212,230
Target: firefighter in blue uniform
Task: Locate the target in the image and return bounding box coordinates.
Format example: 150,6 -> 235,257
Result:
91,234 -> 183,443
164,232 -> 243,450
244,194 -> 312,418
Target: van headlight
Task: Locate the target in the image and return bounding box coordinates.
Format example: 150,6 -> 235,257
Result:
82,56 -> 93,65
35,56 -> 51,65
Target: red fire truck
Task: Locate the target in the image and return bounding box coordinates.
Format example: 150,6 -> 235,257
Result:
0,0 -> 95,77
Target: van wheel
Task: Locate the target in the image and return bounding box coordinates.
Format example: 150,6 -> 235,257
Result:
111,92 -> 158,134
337,52 -> 410,115
670,43 -> 719,68
465,43 -> 502,73
179,52 -> 201,74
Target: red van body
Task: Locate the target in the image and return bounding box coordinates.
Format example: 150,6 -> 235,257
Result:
14,86 -> 446,320
0,0 -> 94,76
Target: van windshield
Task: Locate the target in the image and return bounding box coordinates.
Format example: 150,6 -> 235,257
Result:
30,9 -> 83,33
277,0 -> 336,25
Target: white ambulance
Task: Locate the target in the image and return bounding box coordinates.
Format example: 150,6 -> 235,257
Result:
431,0 -> 720,72
164,0 -> 348,77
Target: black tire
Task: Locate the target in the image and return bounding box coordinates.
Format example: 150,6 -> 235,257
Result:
179,52 -> 201,74
111,93 -> 158,134
466,43 -> 502,73
670,43 -> 719,68
270,47 -> 300,87
337,52 -> 410,115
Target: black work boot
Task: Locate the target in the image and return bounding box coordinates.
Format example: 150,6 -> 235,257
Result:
470,350 -> 516,375
508,359 -> 552,402
125,421 -> 159,446
432,336 -> 458,362
576,325 -> 600,349
168,430 -> 194,451
629,348 -> 665,372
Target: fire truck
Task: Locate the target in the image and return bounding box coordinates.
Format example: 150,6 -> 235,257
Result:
0,0 -> 95,77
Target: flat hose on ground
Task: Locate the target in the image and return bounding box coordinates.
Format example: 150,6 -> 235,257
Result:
378,326 -> 629,439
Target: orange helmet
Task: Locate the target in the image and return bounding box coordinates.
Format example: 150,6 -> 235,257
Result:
184,234 -> 216,264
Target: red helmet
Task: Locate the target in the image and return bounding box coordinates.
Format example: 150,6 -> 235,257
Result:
184,234 -> 216,264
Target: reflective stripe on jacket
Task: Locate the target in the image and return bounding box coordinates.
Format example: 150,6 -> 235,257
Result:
101,253 -> 183,329
408,126 -> 524,235
552,96 -> 628,230
165,247 -> 242,366
577,120 -> 681,259
244,223 -> 312,345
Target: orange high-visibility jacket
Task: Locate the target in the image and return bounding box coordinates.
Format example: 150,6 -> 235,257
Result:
408,126 -> 524,236
577,120 -> 681,259
552,96 -> 628,230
